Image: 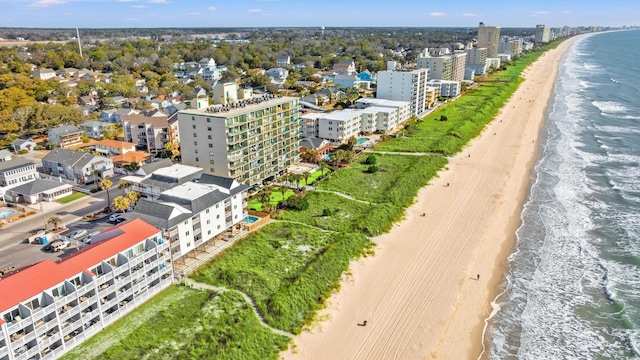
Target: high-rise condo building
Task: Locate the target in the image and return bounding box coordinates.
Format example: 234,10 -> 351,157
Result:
376,69 -> 430,117
178,93 -> 301,186
477,22 -> 501,58
535,25 -> 551,43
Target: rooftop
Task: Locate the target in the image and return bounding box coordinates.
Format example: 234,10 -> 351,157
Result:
95,139 -> 136,149
0,158 -> 35,172
0,219 -> 160,314
179,94 -> 297,118
356,98 -> 411,107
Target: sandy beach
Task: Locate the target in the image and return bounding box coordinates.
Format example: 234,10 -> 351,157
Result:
281,37 -> 577,360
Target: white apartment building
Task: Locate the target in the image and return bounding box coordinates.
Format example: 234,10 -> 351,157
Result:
123,163 -> 203,200
355,98 -> 412,124
535,25 -> 551,43
450,52 -> 468,82
477,22 -> 501,58
317,111 -> 362,142
427,80 -> 461,97
126,174 -> 249,261
121,114 -> 179,155
498,38 -> 522,57
486,58 -> 502,71
0,220 -> 172,360
178,93 -> 301,186
301,113 -> 323,139
467,48 -> 488,65
417,55 -> 452,80
0,159 -> 39,188
376,69 -> 430,117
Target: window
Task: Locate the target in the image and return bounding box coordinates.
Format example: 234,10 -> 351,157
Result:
209,152 -> 214,156
208,135 -> 212,140
193,133 -> 197,138
194,141 -> 198,146
208,230 -> 211,235
210,160 -> 214,164
195,157 -> 199,162
195,149 -> 198,154
216,204 -> 219,208
206,219 -> 210,224
206,209 -> 210,214
184,220 -> 188,225
217,225 -> 221,229
192,116 -> 195,120
216,214 -> 220,219
210,168 -> 215,172
187,242 -> 191,247
207,118 -> 211,123
185,231 -> 190,236
209,144 -> 213,148
207,127 -> 212,131
192,124 -> 196,129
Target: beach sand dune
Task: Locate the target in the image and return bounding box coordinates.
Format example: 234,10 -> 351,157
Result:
281,38 -> 576,360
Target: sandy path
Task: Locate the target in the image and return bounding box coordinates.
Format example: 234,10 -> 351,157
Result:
281,38 -> 577,360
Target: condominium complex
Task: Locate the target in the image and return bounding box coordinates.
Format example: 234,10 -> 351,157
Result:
301,98 -> 411,142
125,167 -> 249,261
427,80 -> 461,97
376,69 -> 430,117
0,220 -> 173,360
477,22 -> 501,58
122,114 -> 180,155
535,24 -> 551,43
450,52 -> 467,82
417,51 -> 467,82
178,93 -> 301,186
498,38 -> 523,57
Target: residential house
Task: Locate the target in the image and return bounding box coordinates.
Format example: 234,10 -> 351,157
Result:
78,96 -> 97,107
300,137 -> 334,162
332,61 -> 357,75
164,103 -> 188,116
276,55 -> 291,67
125,173 -> 248,261
6,179 -> 73,203
199,58 -> 216,67
121,114 -> 179,155
47,125 -> 84,149
0,159 -> 39,188
133,158 -> 174,177
93,139 -> 136,157
265,67 -> 289,85
99,109 -> 118,123
111,151 -> 153,169
0,150 -> 12,162
42,148 -> 114,184
32,68 -> 57,80
0,220 -> 173,360
112,96 -> 127,107
9,139 -> 36,152
79,121 -> 113,140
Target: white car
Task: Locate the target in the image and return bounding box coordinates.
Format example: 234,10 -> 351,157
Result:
83,231 -> 101,244
69,229 -> 88,240
50,240 -> 70,252
109,213 -> 124,223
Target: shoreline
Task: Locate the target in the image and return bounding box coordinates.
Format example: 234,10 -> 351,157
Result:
281,38 -> 578,360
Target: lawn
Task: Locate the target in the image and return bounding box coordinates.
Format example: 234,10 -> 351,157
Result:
248,187 -> 296,211
61,286 -> 289,360
57,191 -> 87,204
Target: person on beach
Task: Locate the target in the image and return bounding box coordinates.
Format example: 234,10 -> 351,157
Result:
477,274 -> 480,280
364,320 -> 367,326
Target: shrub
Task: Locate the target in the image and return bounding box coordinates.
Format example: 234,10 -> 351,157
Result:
364,154 -> 377,165
367,164 -> 379,173
34,145 -> 43,150
282,195 -> 309,211
18,149 -> 28,154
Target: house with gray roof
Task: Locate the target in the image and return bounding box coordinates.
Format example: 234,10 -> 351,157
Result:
125,173 -> 249,260
0,149 -> 11,162
42,148 -> 113,184
79,120 -> 113,139
47,125 -> 84,148
10,138 -> 37,152
0,159 -> 39,188
122,163 -> 202,200
5,178 -> 73,204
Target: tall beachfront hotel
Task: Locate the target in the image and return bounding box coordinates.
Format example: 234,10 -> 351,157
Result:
178,90 -> 301,186
477,22 -> 501,58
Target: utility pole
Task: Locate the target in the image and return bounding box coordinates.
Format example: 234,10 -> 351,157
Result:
40,202 -> 48,232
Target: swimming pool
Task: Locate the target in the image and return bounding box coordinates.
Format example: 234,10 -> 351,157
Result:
243,215 -> 260,224
0,208 -> 17,220
322,154 -> 332,161
357,137 -> 370,145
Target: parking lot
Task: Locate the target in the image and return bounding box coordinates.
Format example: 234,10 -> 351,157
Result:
0,216 -> 124,273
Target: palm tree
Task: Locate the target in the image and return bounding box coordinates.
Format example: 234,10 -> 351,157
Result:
290,173 -> 302,190
126,191 -> 139,206
258,188 -> 272,209
302,170 -> 311,187
47,216 -> 61,231
117,179 -> 130,190
319,160 -> 328,176
112,196 -> 131,213
100,179 -> 113,211
93,169 -> 101,191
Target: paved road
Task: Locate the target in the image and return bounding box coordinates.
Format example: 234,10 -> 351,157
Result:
0,187 -> 124,270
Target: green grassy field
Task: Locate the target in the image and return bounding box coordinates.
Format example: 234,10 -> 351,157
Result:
57,192 -> 87,204
248,187 -> 296,211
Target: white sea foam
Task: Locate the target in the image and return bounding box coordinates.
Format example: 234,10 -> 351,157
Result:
592,101 -> 628,114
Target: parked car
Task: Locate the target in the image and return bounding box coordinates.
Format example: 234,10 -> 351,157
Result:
83,231 -> 101,244
69,229 -> 88,240
109,213 -> 123,223
50,240 -> 70,252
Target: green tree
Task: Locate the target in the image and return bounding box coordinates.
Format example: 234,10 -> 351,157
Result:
112,196 -> 131,213
258,188 -> 272,209
117,179 -> 130,190
47,216 -> 61,231
319,160 -> 328,176
126,190 -> 139,206
100,179 -> 113,210
302,170 -> 311,187
102,125 -> 120,140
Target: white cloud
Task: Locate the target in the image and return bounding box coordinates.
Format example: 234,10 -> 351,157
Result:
562,10 -> 572,14
430,12 -> 445,17
28,0 -> 66,8
131,5 -> 147,8
247,8 -> 262,12
461,13 -> 479,17
207,6 -> 217,10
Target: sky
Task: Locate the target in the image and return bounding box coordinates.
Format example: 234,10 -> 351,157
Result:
0,0 -> 638,29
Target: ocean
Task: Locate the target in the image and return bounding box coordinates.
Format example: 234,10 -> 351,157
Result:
483,30 -> 640,359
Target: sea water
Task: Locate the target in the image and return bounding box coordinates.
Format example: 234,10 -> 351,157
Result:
483,30 -> 640,359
